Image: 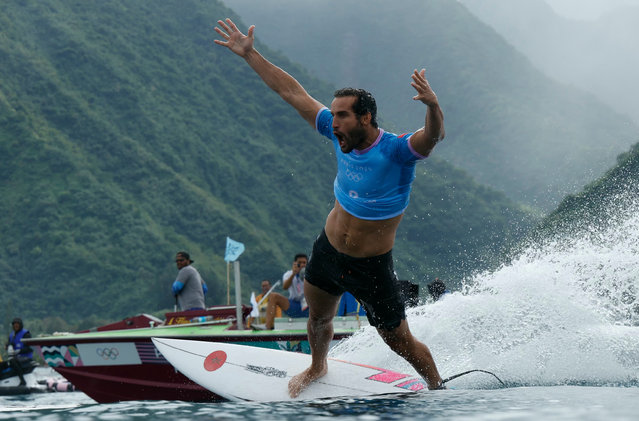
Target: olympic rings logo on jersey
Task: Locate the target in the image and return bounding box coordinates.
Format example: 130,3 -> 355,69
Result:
96,347 -> 120,360
345,169 -> 363,182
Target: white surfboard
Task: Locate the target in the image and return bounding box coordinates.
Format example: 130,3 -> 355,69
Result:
152,337 -> 428,402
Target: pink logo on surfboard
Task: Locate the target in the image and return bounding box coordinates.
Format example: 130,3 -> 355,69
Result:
203,350 -> 227,371
367,367 -> 427,391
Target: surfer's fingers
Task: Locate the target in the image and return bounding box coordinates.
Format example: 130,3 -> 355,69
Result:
226,18 -> 241,34
214,26 -> 230,40
217,19 -> 232,34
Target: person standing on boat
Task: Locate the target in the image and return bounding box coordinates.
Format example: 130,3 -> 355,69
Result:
214,19 -> 445,396
1,318 -> 33,385
264,253 -> 309,329
173,251 -> 208,311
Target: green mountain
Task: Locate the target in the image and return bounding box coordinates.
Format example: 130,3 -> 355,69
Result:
0,0 -> 533,329
223,0 -> 639,210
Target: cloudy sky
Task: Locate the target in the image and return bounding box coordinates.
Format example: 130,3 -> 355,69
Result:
546,0 -> 639,20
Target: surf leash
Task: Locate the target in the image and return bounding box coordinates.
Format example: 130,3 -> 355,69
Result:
442,369 -> 506,387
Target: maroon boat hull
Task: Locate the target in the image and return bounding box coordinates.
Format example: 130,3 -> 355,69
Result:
55,364 -> 223,403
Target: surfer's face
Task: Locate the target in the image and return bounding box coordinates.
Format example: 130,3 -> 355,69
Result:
331,96 -> 369,153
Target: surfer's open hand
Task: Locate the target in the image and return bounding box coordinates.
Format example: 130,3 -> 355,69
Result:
214,18 -> 255,57
411,68 -> 438,107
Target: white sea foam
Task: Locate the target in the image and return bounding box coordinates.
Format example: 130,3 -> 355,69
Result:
331,193 -> 639,388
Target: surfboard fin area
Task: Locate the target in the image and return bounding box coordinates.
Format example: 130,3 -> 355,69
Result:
151,337 -> 429,402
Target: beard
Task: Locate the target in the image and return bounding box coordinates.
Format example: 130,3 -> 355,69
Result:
335,123 -> 368,153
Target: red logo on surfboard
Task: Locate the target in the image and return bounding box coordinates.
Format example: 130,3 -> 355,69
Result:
203,350 -> 227,371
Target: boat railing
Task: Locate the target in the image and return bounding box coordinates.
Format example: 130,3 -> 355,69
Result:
272,315 -> 368,331
161,317 -> 237,328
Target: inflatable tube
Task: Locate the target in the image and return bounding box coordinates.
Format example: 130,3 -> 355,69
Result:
45,378 -> 75,392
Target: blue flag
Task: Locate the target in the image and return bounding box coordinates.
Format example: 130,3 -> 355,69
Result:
224,237 -> 245,262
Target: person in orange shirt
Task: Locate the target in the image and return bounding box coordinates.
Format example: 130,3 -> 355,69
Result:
256,279 -> 282,323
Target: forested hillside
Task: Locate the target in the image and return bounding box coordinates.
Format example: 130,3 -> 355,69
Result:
224,0 -> 639,210
0,0 -> 533,329
533,143 -> 639,240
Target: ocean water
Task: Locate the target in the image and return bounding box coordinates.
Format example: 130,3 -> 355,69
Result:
2,196 -> 638,419
1,386 -> 637,420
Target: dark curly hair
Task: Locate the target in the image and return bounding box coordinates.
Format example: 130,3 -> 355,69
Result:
334,88 -> 378,128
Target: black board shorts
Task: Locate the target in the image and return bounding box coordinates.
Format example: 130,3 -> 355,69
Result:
305,230 -> 406,330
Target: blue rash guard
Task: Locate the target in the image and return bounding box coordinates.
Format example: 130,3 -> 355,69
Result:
315,107 -> 427,220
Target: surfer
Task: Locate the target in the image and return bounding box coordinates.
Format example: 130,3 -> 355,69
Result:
214,18 -> 446,396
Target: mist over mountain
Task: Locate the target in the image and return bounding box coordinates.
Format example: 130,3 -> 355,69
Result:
459,0 -> 639,125
0,0 -> 532,325
224,0 -> 638,210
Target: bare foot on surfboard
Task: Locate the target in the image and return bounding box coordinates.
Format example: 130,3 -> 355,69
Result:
288,364 -> 328,398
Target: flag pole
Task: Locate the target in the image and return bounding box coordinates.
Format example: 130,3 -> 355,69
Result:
226,261 -> 230,305
233,260 -> 243,330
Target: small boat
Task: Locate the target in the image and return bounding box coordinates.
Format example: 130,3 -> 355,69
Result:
24,305 -> 367,403
0,360 -> 75,395
0,359 -> 42,395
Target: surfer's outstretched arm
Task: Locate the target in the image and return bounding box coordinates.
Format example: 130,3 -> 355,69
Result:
214,18 -> 323,127
408,68 -> 445,157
